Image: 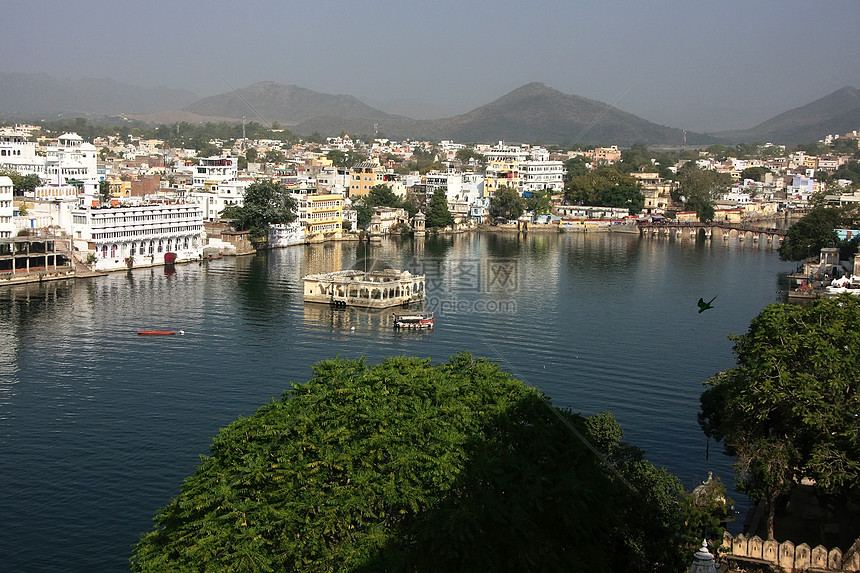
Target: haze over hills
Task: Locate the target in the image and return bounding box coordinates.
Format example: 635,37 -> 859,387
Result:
290,83 -> 716,147
712,86 -> 860,145
0,72 -> 198,117
182,81 -> 404,125
0,72 -> 858,147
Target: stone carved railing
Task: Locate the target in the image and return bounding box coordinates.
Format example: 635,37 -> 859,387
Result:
721,532 -> 860,572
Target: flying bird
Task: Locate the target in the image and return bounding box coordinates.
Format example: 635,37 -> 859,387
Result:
698,296 -> 717,313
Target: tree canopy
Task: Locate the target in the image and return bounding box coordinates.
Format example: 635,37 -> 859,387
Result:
132,354 -> 718,573
454,148 -> 486,169
425,188 -> 454,228
325,149 -> 366,169
351,184 -> 415,230
220,180 -> 297,242
525,189 -> 553,216
741,166 -> 771,182
488,184 -> 525,221
671,164 -> 730,222
565,166 -> 644,214
562,156 -> 590,184
0,170 -> 43,195
699,297 -> 860,539
778,204 -> 860,261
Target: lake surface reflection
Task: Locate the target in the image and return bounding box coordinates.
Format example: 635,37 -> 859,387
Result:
0,231 -> 794,571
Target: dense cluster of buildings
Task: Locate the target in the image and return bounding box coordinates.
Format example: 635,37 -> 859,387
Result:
1,122 -> 858,281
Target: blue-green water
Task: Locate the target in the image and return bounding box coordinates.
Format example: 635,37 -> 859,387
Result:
0,231 -> 794,571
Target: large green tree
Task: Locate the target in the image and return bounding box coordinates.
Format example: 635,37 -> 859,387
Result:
565,167 -> 644,213
671,164 -> 730,222
563,156 -> 590,184
0,170 -> 43,195
351,184 -> 414,230
454,148 -> 486,169
699,297 -> 860,540
525,190 -> 553,216
488,184 -> 525,221
221,180 -> 298,242
778,204 -> 860,261
425,188 -> 454,228
326,149 -> 365,169
132,354 -> 713,572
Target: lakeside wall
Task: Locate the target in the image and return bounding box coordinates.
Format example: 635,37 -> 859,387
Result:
721,532 -> 860,572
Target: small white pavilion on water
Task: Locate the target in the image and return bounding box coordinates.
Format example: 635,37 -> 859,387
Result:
302,269 -> 426,308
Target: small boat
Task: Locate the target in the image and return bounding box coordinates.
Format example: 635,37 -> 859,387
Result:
393,312 -> 434,329
137,330 -> 176,336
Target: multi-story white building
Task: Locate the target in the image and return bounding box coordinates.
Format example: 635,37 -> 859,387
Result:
425,170 -> 485,220
520,160 -> 564,194
71,201 -> 204,271
188,179 -> 251,221
191,156 -> 238,188
0,176 -> 13,239
0,131 -> 99,197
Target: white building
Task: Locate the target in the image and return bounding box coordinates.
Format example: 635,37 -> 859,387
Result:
71,201 -> 204,271
188,179 -> 251,221
191,156 -> 238,188
0,176 -> 13,238
0,131 -> 99,197
520,159 -> 564,194
425,170 -> 484,216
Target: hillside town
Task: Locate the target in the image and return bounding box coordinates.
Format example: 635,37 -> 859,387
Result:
1,122 -> 859,280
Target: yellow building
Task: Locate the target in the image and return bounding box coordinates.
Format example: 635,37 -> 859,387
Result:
484,160 -> 520,195
107,178 -> 131,198
348,162 -> 385,198
301,193 -> 344,237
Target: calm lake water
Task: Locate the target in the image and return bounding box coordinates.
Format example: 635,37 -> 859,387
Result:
0,230 -> 794,571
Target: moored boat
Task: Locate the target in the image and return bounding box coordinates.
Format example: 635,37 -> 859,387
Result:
393,312 -> 434,329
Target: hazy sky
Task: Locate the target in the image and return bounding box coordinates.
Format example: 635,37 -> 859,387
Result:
4,0 -> 860,132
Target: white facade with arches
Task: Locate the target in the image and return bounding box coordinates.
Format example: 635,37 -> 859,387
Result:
71,202 -> 204,271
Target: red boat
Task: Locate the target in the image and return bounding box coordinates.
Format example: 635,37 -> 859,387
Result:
137,330 -> 176,336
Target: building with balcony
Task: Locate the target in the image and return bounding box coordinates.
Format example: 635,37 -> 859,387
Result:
520,160 -> 564,194
71,201 -> 204,271
296,192 -> 344,238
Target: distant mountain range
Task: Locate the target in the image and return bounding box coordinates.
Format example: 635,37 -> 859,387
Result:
712,86 -> 860,145
0,72 -> 198,117
1,72 -> 858,146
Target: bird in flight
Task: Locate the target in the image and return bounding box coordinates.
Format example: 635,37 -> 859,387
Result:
698,296 -> 717,313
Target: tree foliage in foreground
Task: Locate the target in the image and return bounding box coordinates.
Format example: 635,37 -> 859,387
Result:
778,204 -> 860,261
132,354 -> 716,573
220,180 -> 297,242
699,297 -> 860,539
